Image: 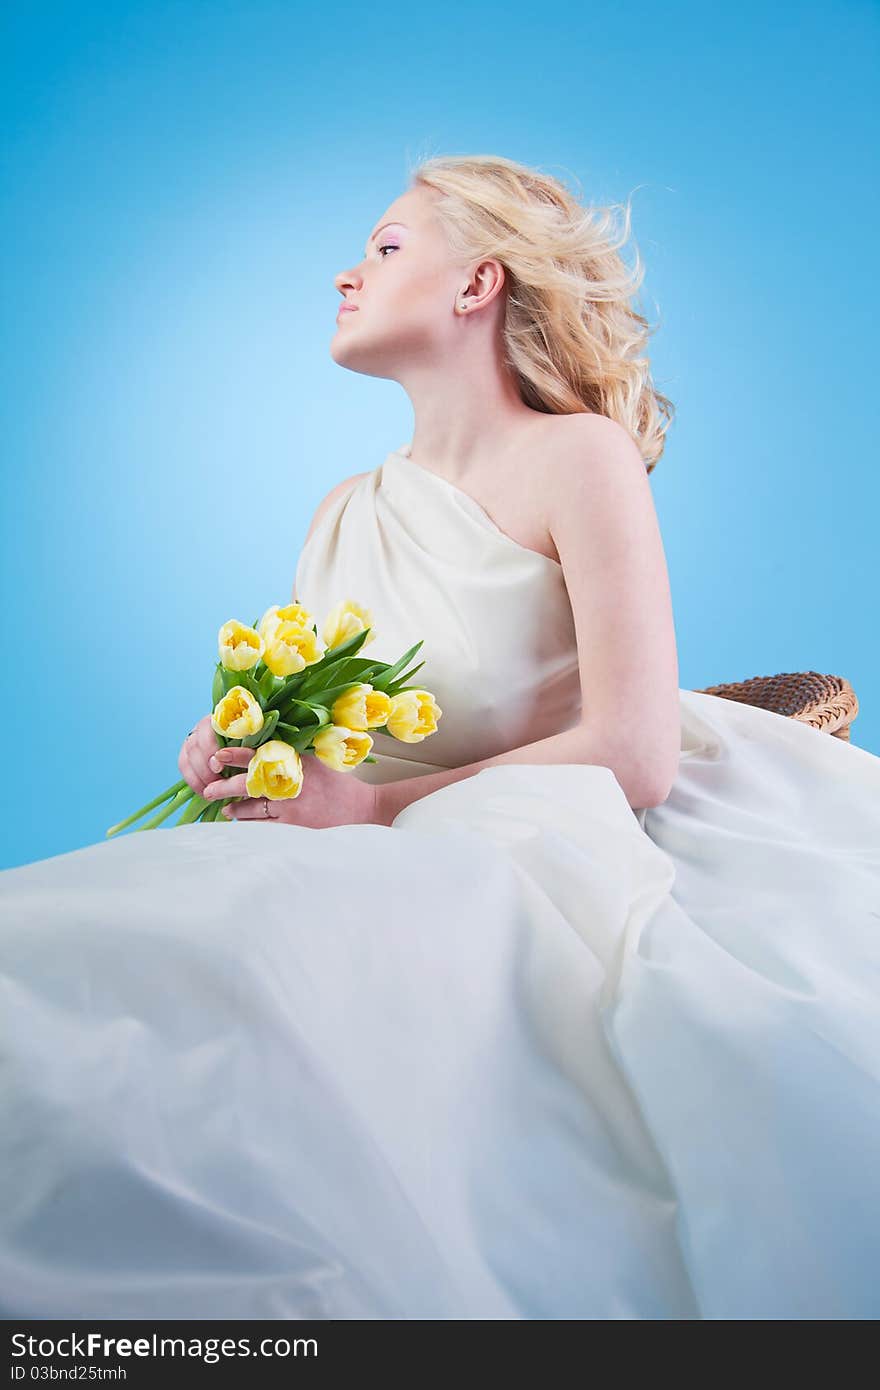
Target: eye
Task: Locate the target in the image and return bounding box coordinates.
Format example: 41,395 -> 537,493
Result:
377,243 -> 399,257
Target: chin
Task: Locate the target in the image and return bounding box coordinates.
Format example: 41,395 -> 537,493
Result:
329,335 -> 394,381
328,334 -> 356,368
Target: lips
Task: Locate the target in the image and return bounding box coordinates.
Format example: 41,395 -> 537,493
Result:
337,304 -> 358,318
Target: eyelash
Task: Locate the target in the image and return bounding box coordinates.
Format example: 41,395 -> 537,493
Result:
377,243 -> 398,257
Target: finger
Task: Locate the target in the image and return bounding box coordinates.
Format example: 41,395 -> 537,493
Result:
210,748 -> 254,770
204,772 -> 249,801
183,725 -> 216,790
179,744 -> 209,795
192,759 -> 216,793
190,750 -> 215,790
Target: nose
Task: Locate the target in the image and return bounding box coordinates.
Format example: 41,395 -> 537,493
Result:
334,266 -> 363,297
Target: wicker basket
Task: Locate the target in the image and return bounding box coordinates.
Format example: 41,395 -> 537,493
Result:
693,671 -> 859,741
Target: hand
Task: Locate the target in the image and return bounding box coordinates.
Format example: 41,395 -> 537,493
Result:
177,713 -> 221,796
202,746 -> 381,828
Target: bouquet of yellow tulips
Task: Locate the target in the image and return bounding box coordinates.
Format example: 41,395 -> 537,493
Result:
106,597 -> 442,837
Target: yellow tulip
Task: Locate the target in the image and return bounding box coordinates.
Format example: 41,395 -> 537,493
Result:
263,621 -> 324,677
322,599 -> 376,652
384,689 -> 443,743
312,726 -> 374,770
330,683 -> 392,731
218,620 -> 265,671
211,686 -> 265,739
245,740 -> 304,800
258,603 -> 313,643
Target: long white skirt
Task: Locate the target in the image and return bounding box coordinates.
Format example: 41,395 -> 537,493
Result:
1,689 -> 878,1319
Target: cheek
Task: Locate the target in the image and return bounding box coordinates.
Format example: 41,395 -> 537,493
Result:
388,269 -> 448,319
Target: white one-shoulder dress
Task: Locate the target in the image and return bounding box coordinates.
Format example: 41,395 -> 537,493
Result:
1,443 -> 879,1321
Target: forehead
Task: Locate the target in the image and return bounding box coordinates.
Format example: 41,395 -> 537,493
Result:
364,190 -> 434,250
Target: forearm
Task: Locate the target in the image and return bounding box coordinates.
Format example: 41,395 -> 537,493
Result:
374,720 -> 651,826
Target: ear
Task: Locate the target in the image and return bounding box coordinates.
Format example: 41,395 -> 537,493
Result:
460,258 -> 506,313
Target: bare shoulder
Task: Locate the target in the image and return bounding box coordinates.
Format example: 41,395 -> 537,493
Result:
537,413 -> 652,528
542,411 -> 648,476
304,470 -> 371,545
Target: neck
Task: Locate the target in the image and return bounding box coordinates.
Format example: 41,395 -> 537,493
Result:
396,338 -> 544,481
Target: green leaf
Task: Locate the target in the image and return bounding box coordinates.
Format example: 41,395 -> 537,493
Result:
265,671 -> 309,711
234,669 -> 265,703
366,639 -> 424,691
387,662 -> 427,694
299,628 -> 370,684
290,679 -> 363,711
283,695 -> 321,715
287,725 -> 321,753
258,666 -> 279,698
241,708 -> 280,747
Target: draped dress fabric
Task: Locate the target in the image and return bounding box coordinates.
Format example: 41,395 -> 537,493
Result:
1,442 -> 879,1320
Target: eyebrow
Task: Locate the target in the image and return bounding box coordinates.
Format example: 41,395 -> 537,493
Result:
364,221 -> 407,255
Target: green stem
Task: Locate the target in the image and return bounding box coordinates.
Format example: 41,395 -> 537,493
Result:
176,792 -> 209,825
135,785 -> 194,832
106,777 -> 190,838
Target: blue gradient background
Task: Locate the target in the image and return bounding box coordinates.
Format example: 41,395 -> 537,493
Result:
2,1 -> 877,869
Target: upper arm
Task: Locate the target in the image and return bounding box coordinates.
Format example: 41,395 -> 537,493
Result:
546,415 -> 680,805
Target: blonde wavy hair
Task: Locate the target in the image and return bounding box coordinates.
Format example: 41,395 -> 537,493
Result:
407,152 -> 674,474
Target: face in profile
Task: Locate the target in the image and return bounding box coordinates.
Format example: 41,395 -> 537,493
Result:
331,185 -> 469,381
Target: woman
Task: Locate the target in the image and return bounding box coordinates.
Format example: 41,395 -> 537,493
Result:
2,154 -> 878,1321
